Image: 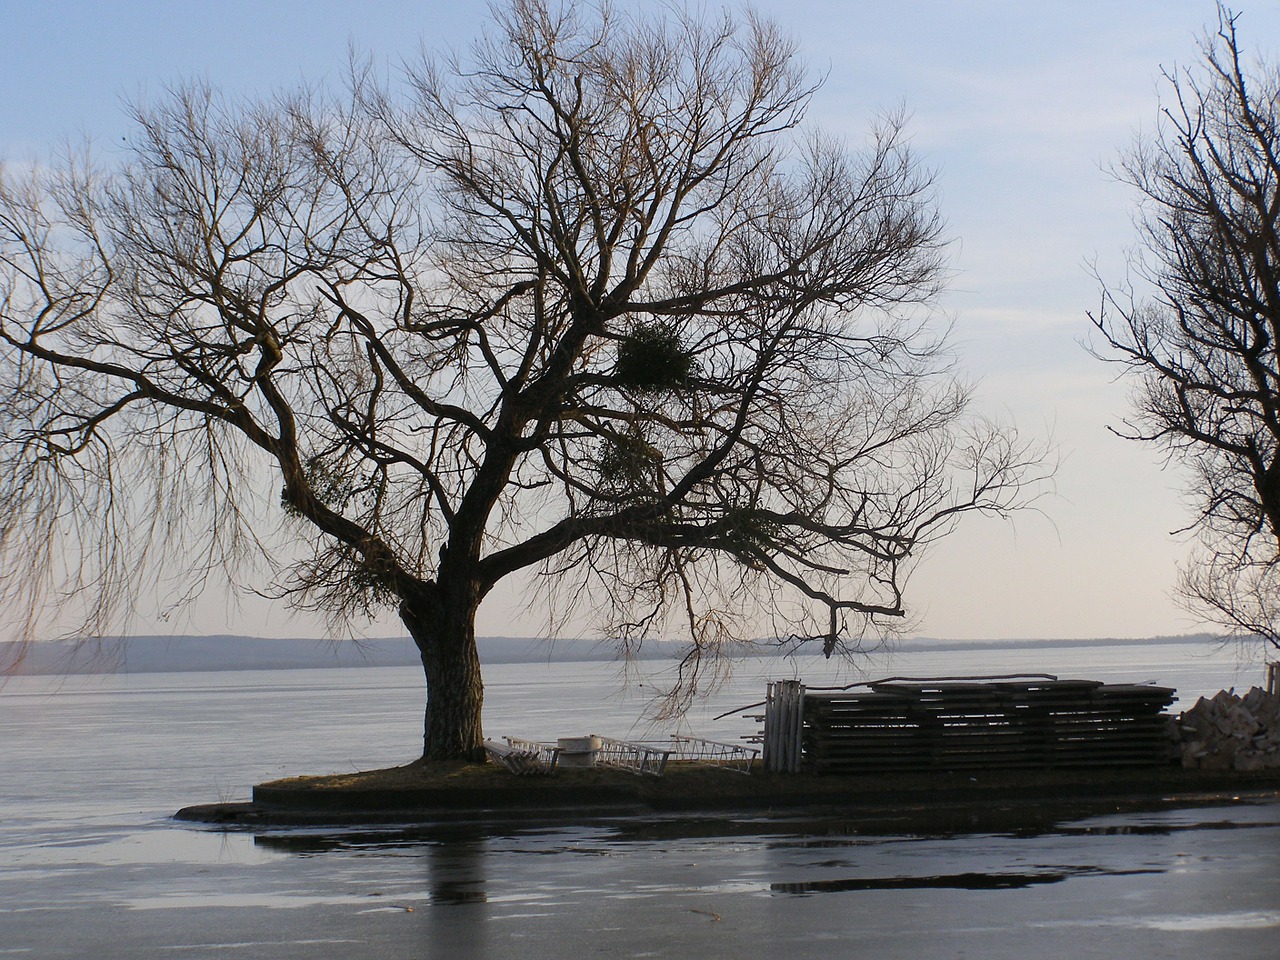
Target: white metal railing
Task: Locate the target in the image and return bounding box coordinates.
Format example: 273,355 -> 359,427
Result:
669,735 -> 759,773
491,734 -> 762,777
493,736 -> 560,774
591,736 -> 672,776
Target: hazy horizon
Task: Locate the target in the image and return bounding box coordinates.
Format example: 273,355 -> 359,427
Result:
1,630 -> 1240,677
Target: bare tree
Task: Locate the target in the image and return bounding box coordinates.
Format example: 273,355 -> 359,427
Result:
0,0 -> 1046,760
1091,6 -> 1280,652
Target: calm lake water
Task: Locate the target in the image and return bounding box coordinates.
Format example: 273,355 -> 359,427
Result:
2,638 -> 1279,959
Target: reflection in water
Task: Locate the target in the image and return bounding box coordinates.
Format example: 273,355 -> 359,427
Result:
253,825 -> 487,854
1057,819 -> 1280,836
773,871 -> 1071,894
416,837 -> 489,960
243,808 -> 1280,857
426,840 -> 488,906
772,866 -> 1165,895
254,828 -> 492,905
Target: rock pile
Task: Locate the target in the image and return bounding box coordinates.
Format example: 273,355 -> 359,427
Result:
1178,687 -> 1280,771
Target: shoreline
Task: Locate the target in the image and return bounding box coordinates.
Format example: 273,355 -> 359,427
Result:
175,763 -> 1280,832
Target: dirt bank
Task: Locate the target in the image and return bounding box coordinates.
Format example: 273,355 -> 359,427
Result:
174,762 -> 1280,832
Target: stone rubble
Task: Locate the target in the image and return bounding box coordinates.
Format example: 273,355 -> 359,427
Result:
1178,686 -> 1280,771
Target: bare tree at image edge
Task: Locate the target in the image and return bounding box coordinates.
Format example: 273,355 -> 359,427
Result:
1091,6 -> 1280,653
0,1 -> 1048,761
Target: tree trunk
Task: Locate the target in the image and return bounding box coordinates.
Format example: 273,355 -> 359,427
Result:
401,585 -> 486,762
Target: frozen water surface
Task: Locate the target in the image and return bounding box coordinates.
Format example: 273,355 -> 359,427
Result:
3,801 -> 1279,959
2,647 -> 1278,958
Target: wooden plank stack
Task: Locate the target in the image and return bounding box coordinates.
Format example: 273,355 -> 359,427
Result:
801,679 -> 1177,774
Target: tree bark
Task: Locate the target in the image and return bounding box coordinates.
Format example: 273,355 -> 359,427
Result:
401,585 -> 486,762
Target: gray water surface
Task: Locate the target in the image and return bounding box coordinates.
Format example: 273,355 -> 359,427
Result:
2,647 -> 1277,958
3,802 -> 1279,959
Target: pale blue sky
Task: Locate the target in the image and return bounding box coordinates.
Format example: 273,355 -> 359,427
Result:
4,1 -> 1280,642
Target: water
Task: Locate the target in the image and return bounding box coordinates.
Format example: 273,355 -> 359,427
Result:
1,639 -> 1278,958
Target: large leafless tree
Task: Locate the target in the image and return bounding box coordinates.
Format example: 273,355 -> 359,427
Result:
1,1 -> 1045,759
1092,7 -> 1280,651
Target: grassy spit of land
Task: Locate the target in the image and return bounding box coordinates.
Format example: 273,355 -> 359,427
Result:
174,761 -> 1280,833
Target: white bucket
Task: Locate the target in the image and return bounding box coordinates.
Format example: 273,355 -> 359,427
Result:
556,735 -> 601,767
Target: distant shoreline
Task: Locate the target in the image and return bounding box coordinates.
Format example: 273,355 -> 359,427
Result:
1,632 -> 1229,676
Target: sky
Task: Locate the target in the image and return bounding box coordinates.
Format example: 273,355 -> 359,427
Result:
3,0 -> 1280,643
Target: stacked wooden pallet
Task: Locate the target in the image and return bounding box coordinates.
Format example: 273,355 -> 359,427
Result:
802,679 -> 1177,774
